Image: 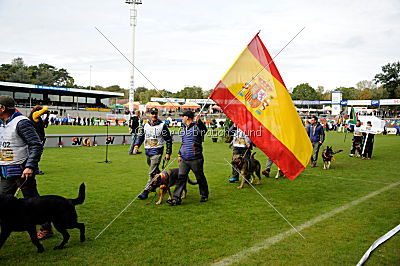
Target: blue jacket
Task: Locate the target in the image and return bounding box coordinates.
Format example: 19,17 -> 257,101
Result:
179,120 -> 207,161
307,123 -> 325,143
134,119 -> 172,157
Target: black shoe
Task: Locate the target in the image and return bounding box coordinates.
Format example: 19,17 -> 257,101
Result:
167,198 -> 181,206
200,196 -> 208,203
37,171 -> 45,175
138,190 -> 149,200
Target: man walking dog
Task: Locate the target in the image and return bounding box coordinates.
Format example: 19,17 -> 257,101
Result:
133,107 -> 172,200
168,111 -> 209,206
0,96 -> 53,240
307,116 -> 325,167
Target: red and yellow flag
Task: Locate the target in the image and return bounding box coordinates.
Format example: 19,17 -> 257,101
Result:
210,33 -> 312,180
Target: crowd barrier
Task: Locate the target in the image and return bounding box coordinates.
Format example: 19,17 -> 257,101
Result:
45,133 -> 182,148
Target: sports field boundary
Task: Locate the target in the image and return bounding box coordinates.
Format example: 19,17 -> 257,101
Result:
212,181 -> 400,265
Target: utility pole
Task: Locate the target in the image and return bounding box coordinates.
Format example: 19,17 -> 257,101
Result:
125,0 -> 142,114
89,65 -> 92,90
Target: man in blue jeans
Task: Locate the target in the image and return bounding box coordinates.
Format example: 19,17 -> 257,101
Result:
306,116 -> 325,167
168,111 -> 208,206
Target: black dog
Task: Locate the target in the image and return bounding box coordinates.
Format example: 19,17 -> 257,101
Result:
322,146 -> 343,169
232,152 -> 261,189
0,183 -> 86,253
148,168 -> 197,204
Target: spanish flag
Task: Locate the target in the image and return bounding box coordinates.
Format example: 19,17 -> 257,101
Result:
210,33 -> 312,180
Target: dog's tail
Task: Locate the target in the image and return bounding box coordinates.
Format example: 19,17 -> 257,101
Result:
251,152 -> 257,159
70,183 -> 86,206
188,178 -> 198,185
333,149 -> 344,154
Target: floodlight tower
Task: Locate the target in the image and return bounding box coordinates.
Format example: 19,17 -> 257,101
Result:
125,0 -> 142,113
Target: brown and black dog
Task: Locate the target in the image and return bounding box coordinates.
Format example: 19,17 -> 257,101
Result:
322,146 -> 343,169
232,152 -> 262,189
148,168 -> 197,204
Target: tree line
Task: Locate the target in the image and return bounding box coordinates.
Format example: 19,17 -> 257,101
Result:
1,58 -> 399,102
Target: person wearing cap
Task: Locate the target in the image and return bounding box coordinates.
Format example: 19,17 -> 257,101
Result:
361,121 -> 376,159
168,110 -> 209,205
128,110 -> 142,155
226,124 -> 252,183
28,105 -> 50,175
0,96 -> 54,239
133,107 -> 172,200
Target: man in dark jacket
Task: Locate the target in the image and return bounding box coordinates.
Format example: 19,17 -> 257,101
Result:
133,108 -> 172,199
168,111 -> 208,205
128,110 -> 142,155
306,116 -> 325,167
0,96 -> 53,239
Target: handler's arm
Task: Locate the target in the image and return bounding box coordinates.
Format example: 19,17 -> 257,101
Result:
320,126 -> 325,143
16,119 -> 43,172
162,124 -> 172,155
133,126 -> 145,148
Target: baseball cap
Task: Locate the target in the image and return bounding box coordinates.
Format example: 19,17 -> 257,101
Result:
149,107 -> 158,114
182,110 -> 195,119
0,95 -> 16,108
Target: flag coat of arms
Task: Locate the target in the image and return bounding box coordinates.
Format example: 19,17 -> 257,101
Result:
210,33 -> 312,180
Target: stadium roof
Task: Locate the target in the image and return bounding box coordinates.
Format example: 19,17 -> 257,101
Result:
0,81 -> 124,98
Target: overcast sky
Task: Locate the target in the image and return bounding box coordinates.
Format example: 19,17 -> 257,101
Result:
0,0 -> 399,94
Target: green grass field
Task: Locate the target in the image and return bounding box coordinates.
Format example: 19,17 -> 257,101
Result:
1,127 -> 399,265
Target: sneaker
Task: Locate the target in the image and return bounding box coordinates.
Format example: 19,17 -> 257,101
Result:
229,177 -> 239,183
278,170 -> 285,177
37,170 -> 45,175
200,196 -> 208,203
262,169 -> 270,177
349,154 -> 354,157
37,230 -> 54,240
138,190 -> 149,200
167,198 -> 181,206
311,162 -> 317,168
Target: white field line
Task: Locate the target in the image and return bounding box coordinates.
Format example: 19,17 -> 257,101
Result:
211,181 -> 400,266
300,173 -> 393,185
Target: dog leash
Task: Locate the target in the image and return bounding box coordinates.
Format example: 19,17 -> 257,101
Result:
146,192 -> 158,205
14,178 -> 28,198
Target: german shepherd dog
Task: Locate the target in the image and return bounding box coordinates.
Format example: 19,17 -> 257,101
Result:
232,152 -> 262,189
322,146 -> 343,169
0,183 -> 86,253
148,168 -> 197,205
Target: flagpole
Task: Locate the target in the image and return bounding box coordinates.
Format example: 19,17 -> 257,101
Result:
362,133 -> 369,155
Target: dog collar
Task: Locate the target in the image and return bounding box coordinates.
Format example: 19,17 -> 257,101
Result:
160,173 -> 166,182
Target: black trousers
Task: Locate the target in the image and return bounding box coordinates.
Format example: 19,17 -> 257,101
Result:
173,157 -> 209,200
350,136 -> 363,155
0,176 -> 39,198
362,136 -> 374,158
